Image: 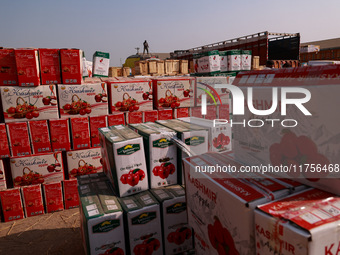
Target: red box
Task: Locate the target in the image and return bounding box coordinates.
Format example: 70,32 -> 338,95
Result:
39,49 -> 61,85
205,105 -> 217,120
60,49 -> 83,84
144,110 -> 158,122
49,119 -> 71,152
21,184 -> 44,217
218,104 -> 230,121
173,108 -> 189,118
14,48 -> 40,86
0,188 -> 24,222
63,180 -> 79,209
190,107 -> 204,118
0,159 -> 7,191
158,109 -> 173,120
69,117 -> 90,150
125,111 -> 143,124
6,122 -> 31,157
0,123 -> 10,158
0,49 -> 18,86
89,115 -> 107,147
43,182 -> 64,213
107,113 -> 125,126
28,120 -> 51,154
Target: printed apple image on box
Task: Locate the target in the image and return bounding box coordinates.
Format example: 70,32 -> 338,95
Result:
0,159 -> 7,191
227,50 -> 241,71
193,50 -> 220,74
49,119 -> 71,152
67,147 -> 103,179
6,122 -> 31,157
107,113 -> 125,126
219,51 -> 228,72
118,191 -> 163,255
98,125 -> 148,197
14,48 -> 40,86
232,66 -> 340,195
182,154 -> 290,255
78,181 -> 126,255
89,115 -> 107,148
150,186 -> 193,255
0,123 -> 10,158
28,120 -> 52,154
195,76 -> 231,106
173,108 -> 189,119
144,110 -> 158,123
38,48 -> 61,85
129,122 -> 178,188
63,179 -> 79,209
0,188 -> 24,222
0,48 -> 18,86
21,184 -> 44,217
180,117 -> 232,153
125,111 -> 143,124
152,77 -> 194,109
106,78 -> 153,113
158,109 -> 173,121
60,49 -> 83,84
255,188 -> 340,255
241,50 -> 252,71
58,83 -> 108,118
11,152 -> 64,187
43,182 -> 64,213
69,117 -> 91,150
1,85 -> 59,122
92,51 -> 110,77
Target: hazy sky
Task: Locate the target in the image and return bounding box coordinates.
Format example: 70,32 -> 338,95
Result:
1,0 -> 340,66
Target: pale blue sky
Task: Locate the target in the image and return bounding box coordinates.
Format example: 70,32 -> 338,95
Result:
1,0 -> 340,66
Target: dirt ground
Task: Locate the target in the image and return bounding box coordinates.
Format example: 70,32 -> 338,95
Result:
0,208 -> 84,255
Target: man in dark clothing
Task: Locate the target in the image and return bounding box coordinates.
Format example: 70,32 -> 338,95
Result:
143,40 -> 149,54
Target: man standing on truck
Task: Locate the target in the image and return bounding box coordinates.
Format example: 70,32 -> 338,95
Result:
143,40 -> 149,55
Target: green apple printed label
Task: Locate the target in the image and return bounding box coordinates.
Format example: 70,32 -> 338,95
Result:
117,144 -> 140,155
132,212 -> 156,225
152,138 -> 173,148
92,219 -> 120,233
166,202 -> 187,214
185,136 -> 205,146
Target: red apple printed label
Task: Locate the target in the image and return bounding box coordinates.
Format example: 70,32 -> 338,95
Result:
89,115 -> 107,147
0,188 -> 24,222
6,122 -> 31,157
39,49 -> 61,85
43,182 -> 64,213
28,120 -> 51,154
60,49 -> 82,84
21,184 -> 44,217
63,180 -> 79,209
14,49 -> 40,86
70,117 -> 90,150
49,119 -> 71,151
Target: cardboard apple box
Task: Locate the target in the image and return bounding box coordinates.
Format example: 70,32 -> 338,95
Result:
60,49 -> 83,84
89,115 -> 107,148
43,182 -> 64,213
58,83 -> 108,118
66,147 -> 103,179
129,122 -> 178,188
233,65 -> 340,195
0,188 -> 24,222
205,105 -> 217,120
28,120 -> 52,154
125,111 -> 143,124
118,191 -> 163,255
152,77 -> 194,109
1,85 -> 59,122
0,48 -> 18,86
38,48 -> 61,85
107,113 -> 125,126
49,119 -> 71,152
190,107 -> 204,118
14,48 -> 40,86
11,152 -> 64,187
173,108 -> 189,119
144,110 -> 158,123
63,180 -> 79,209
98,125 -> 148,197
0,159 -> 7,190
158,109 -> 173,121
106,77 -> 153,113
92,51 -> 110,77
217,104 -> 230,121
150,186 -> 193,255
21,184 -> 44,217
69,117 -> 91,150
182,153 -> 290,255
256,188 -> 340,255
0,123 -> 10,158
6,122 -> 31,157
78,179 -> 126,255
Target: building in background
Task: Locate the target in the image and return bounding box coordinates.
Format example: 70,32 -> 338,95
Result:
300,37 -> 340,63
